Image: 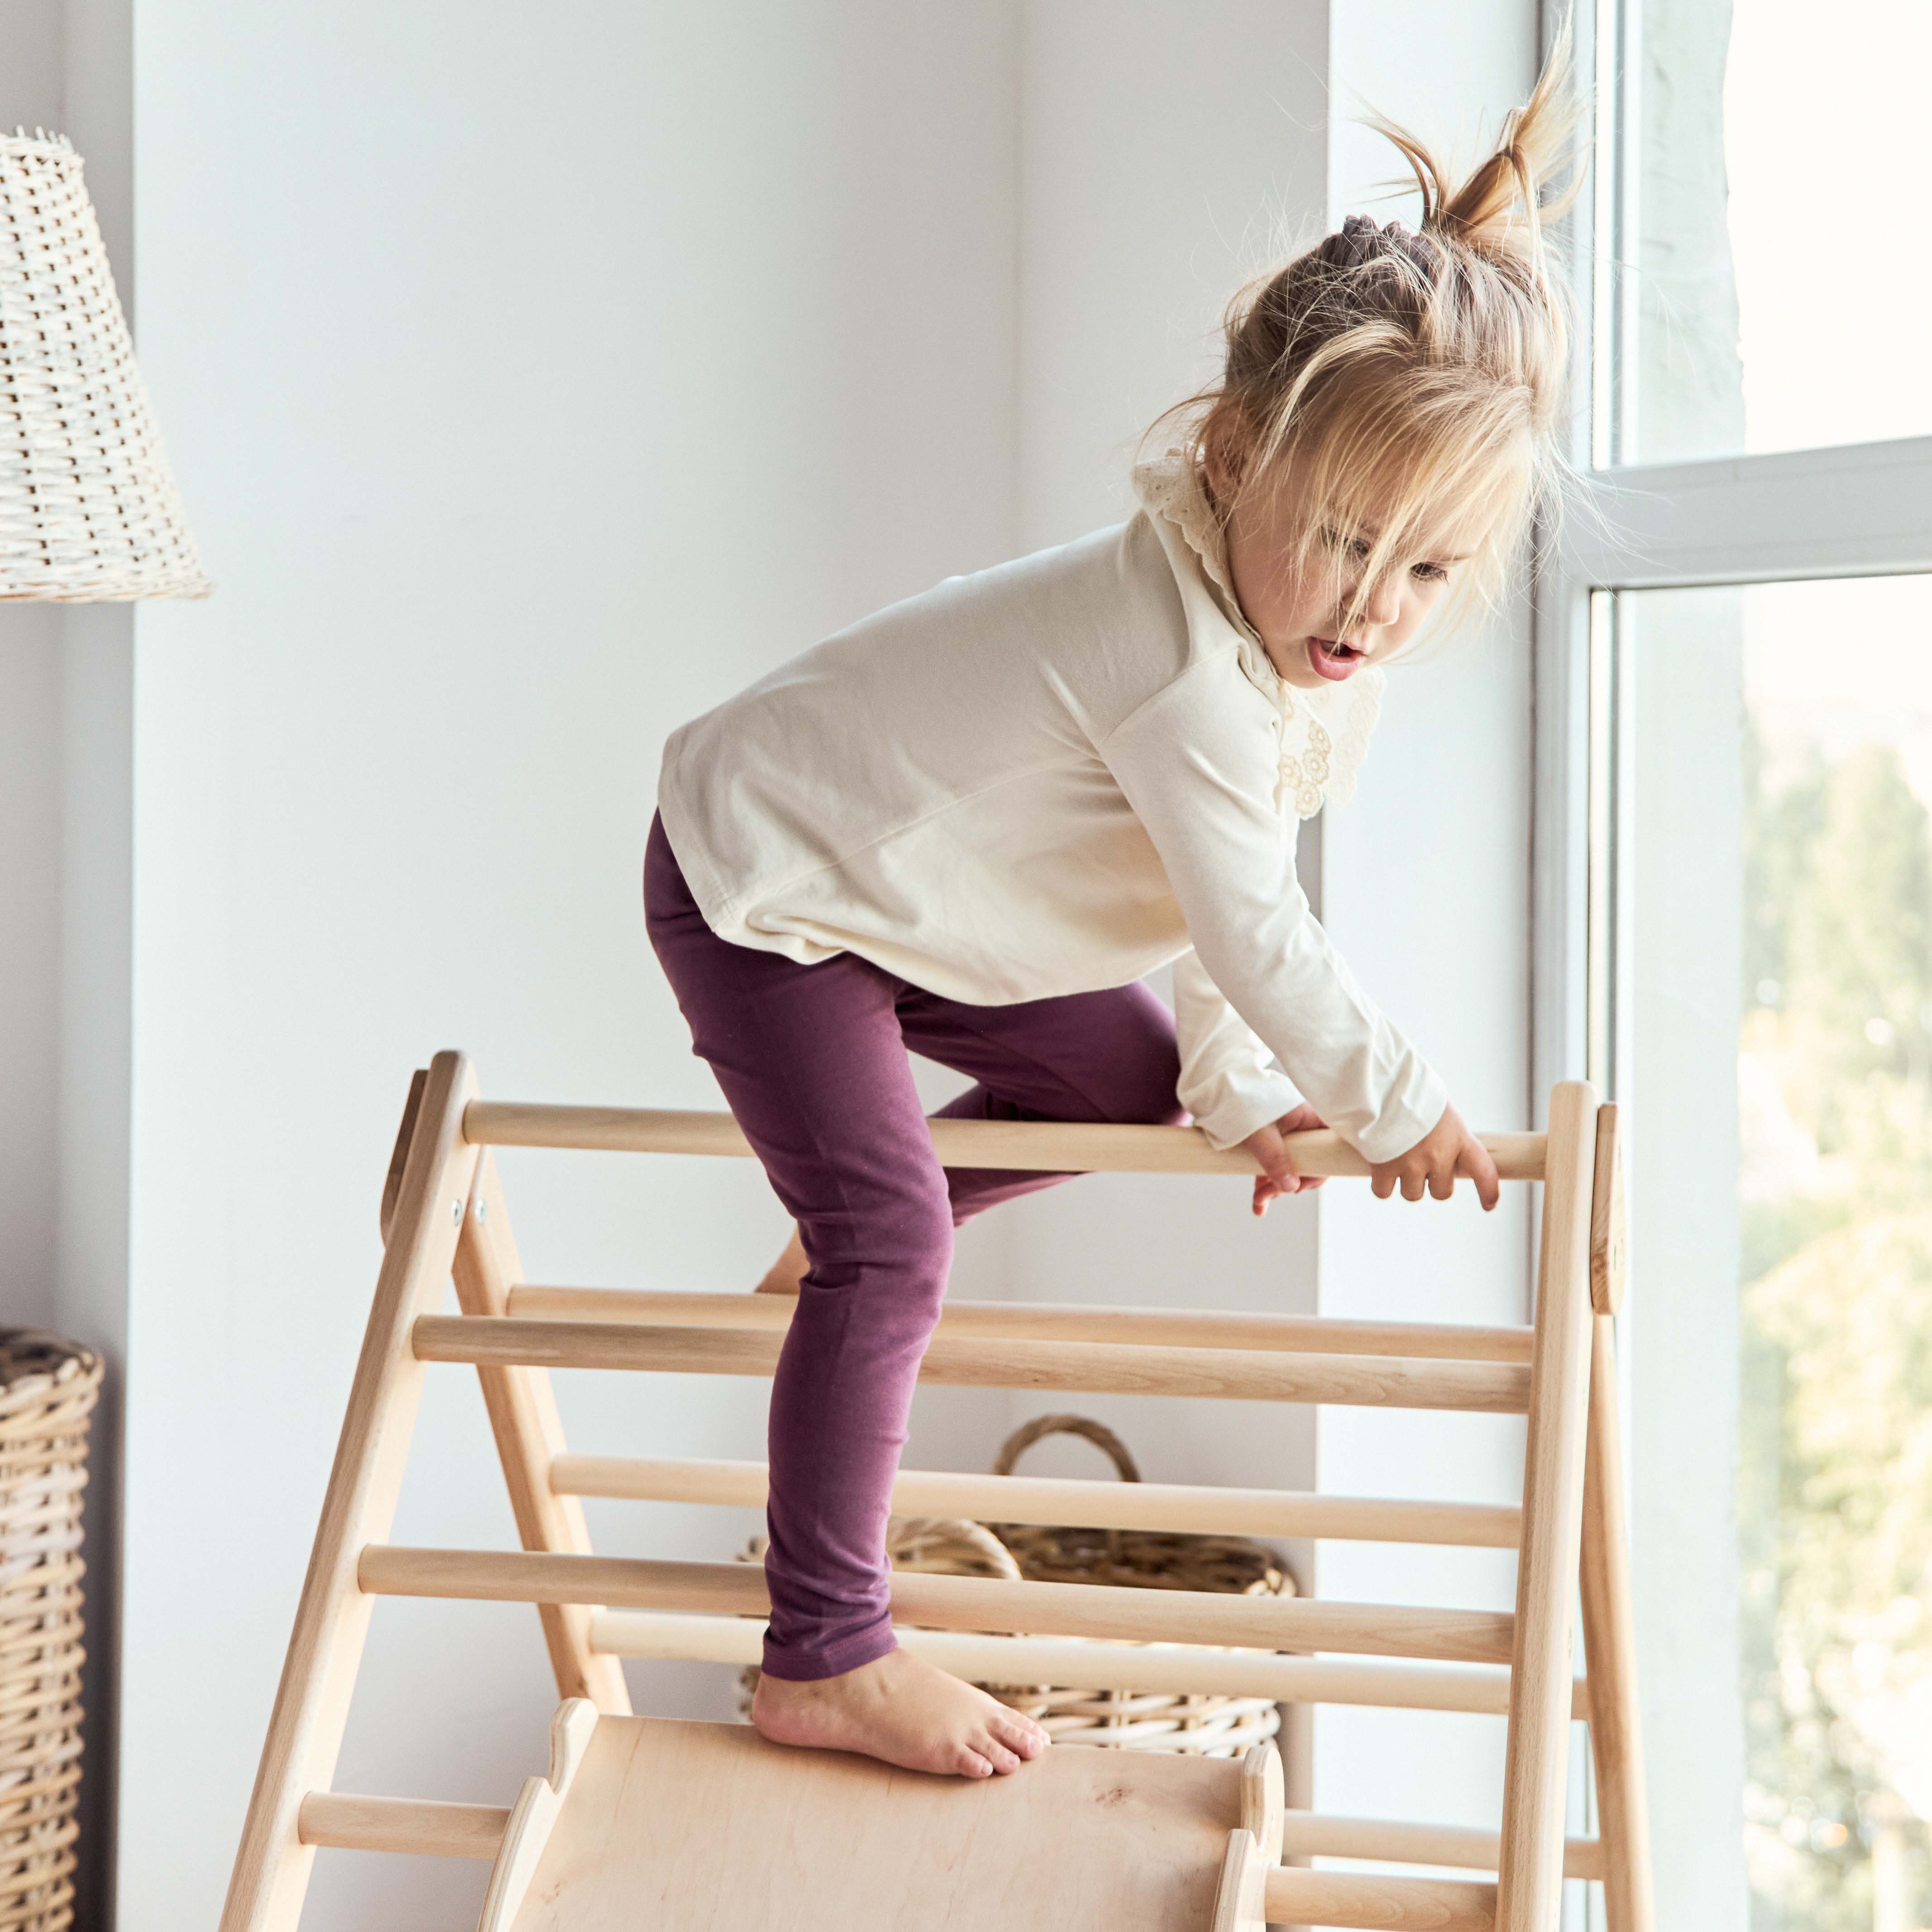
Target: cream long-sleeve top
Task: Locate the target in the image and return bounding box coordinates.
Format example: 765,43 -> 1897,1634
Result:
656,450 -> 1447,1162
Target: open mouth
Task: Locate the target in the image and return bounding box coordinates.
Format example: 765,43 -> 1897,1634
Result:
1306,636 -> 1364,682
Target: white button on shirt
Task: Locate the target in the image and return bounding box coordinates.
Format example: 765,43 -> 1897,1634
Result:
655,450 -> 1446,1162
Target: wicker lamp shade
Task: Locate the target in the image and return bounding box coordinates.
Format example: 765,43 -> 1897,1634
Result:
0,130 -> 208,602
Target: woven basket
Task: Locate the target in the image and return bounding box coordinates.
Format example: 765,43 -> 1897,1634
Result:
739,1415 -> 1289,1758
0,1332 -> 101,1932
975,1416 -> 1287,1755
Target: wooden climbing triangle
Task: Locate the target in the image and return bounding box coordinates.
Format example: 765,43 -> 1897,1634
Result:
219,1053 -> 1652,1931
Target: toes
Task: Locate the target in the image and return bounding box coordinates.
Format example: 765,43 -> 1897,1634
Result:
956,1747 -> 995,1778
978,1736 -> 1022,1775
991,1711 -> 1047,1758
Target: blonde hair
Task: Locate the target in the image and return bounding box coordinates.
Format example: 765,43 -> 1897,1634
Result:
1155,33 -> 1584,634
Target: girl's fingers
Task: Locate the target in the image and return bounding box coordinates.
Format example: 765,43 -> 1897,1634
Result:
1460,1137 -> 1502,1212
1400,1167 -> 1427,1202
1429,1159 -> 1456,1201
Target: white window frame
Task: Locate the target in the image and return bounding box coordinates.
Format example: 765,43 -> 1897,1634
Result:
1531,0 -> 1932,1107
1531,3 -> 1932,1926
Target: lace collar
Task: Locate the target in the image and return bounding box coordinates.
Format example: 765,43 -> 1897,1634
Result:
1131,447 -> 1384,821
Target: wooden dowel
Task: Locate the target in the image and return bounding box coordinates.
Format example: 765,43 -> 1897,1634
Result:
1277,1813 -> 1606,1881
412,1319 -> 1532,1415
586,1609 -> 1591,1717
358,1545 -> 1516,1664
1264,1868 -> 1497,1932
508,1286 -> 1536,1365
296,1793 -> 508,1860
461,1101 -> 1548,1182
548,1453 -> 1526,1549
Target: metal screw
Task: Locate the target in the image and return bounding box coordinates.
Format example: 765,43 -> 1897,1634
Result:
473,1199 -> 488,1224
451,1199 -> 463,1226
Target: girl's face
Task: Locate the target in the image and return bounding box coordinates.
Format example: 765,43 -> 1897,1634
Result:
1209,458 -> 1493,691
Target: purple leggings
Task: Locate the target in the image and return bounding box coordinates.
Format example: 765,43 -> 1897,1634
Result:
644,813 -> 1184,1680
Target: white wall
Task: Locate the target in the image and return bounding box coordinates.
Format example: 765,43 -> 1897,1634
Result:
120,5 -> 1019,1924
1317,0 -> 1543,1861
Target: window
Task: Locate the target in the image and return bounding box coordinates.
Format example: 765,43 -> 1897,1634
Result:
1619,0 -> 1932,465
1540,6 -> 1932,1928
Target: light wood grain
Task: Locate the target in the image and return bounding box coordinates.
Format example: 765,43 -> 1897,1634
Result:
452,1153 -> 630,1713
1210,1828 -> 1269,1932
1588,1105 -> 1626,1317
296,1793 -> 508,1859
510,1284 -> 1537,1363
548,1452 -> 1526,1546
1263,1867 -> 1497,1931
1239,1743 -> 1284,1860
1277,1812 -> 1605,1881
1496,1082 -> 1600,1932
586,1609 -> 1590,1717
377,1066 -> 427,1242
478,1701 -> 599,1932
1579,1314 -> 1655,1932
497,1713 -> 1240,1932
462,1100 -> 1549,1182
359,1544 -> 1517,1663
411,1317 -> 1533,1414
219,1054 -> 483,1932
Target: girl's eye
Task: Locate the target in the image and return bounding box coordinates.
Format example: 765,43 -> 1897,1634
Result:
1321,527 -> 1374,563
1411,561 -> 1449,583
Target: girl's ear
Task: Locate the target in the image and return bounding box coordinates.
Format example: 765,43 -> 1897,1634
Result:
1201,423 -> 1243,509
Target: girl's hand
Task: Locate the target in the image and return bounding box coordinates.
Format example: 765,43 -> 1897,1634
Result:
1241,1104 -> 1330,1216
1369,1102 -> 1500,1211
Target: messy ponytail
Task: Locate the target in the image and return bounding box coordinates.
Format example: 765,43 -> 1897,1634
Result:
1154,29 -> 1585,632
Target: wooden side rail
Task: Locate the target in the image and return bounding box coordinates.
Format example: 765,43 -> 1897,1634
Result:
508,1285 -> 1537,1364
587,1608 -> 1591,1719
296,1793 -> 508,1859
549,1453 -> 1526,1548
1265,1868 -> 1497,1932
358,1545 -> 1517,1664
411,1318 -> 1533,1414
1278,1813 -> 1605,1881
461,1101 -> 1549,1181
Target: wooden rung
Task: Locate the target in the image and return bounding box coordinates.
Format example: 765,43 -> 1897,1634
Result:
587,1609 -> 1591,1717
411,1318 -> 1532,1414
461,1100 -> 1548,1182
548,1453 -> 1526,1549
358,1545 -> 1517,1664
1278,1813 -> 1606,1880
1265,1867 -> 1497,1932
296,1792 -> 509,1859
509,1285 -> 1536,1364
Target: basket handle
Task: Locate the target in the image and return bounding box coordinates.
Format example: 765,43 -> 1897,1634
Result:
991,1414 -> 1141,1484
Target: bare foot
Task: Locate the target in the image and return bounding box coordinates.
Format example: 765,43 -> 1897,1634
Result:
756,1226 -> 808,1296
751,1648 -> 1050,1779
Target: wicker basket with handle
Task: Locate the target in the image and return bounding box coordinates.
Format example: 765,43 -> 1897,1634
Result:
975,1414 -> 1287,1755
0,1331 -> 102,1932
739,1414 -> 1289,1757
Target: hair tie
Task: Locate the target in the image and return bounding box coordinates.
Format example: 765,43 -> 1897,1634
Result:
1315,212 -> 1440,281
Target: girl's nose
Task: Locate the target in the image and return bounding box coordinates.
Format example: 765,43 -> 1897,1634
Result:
1360,570 -> 1404,631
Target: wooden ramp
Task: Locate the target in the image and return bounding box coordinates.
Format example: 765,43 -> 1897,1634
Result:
219,1055 -> 1653,1932
499,1712 -> 1244,1932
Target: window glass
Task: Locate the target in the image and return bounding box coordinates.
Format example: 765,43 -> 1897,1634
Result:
1625,0 -> 1932,464
1621,572 -> 1932,1927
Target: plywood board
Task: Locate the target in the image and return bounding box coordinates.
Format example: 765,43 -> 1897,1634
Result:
508,1717 -> 1241,1932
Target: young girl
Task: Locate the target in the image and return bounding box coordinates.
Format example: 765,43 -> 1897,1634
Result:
646,52 -> 1575,1781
